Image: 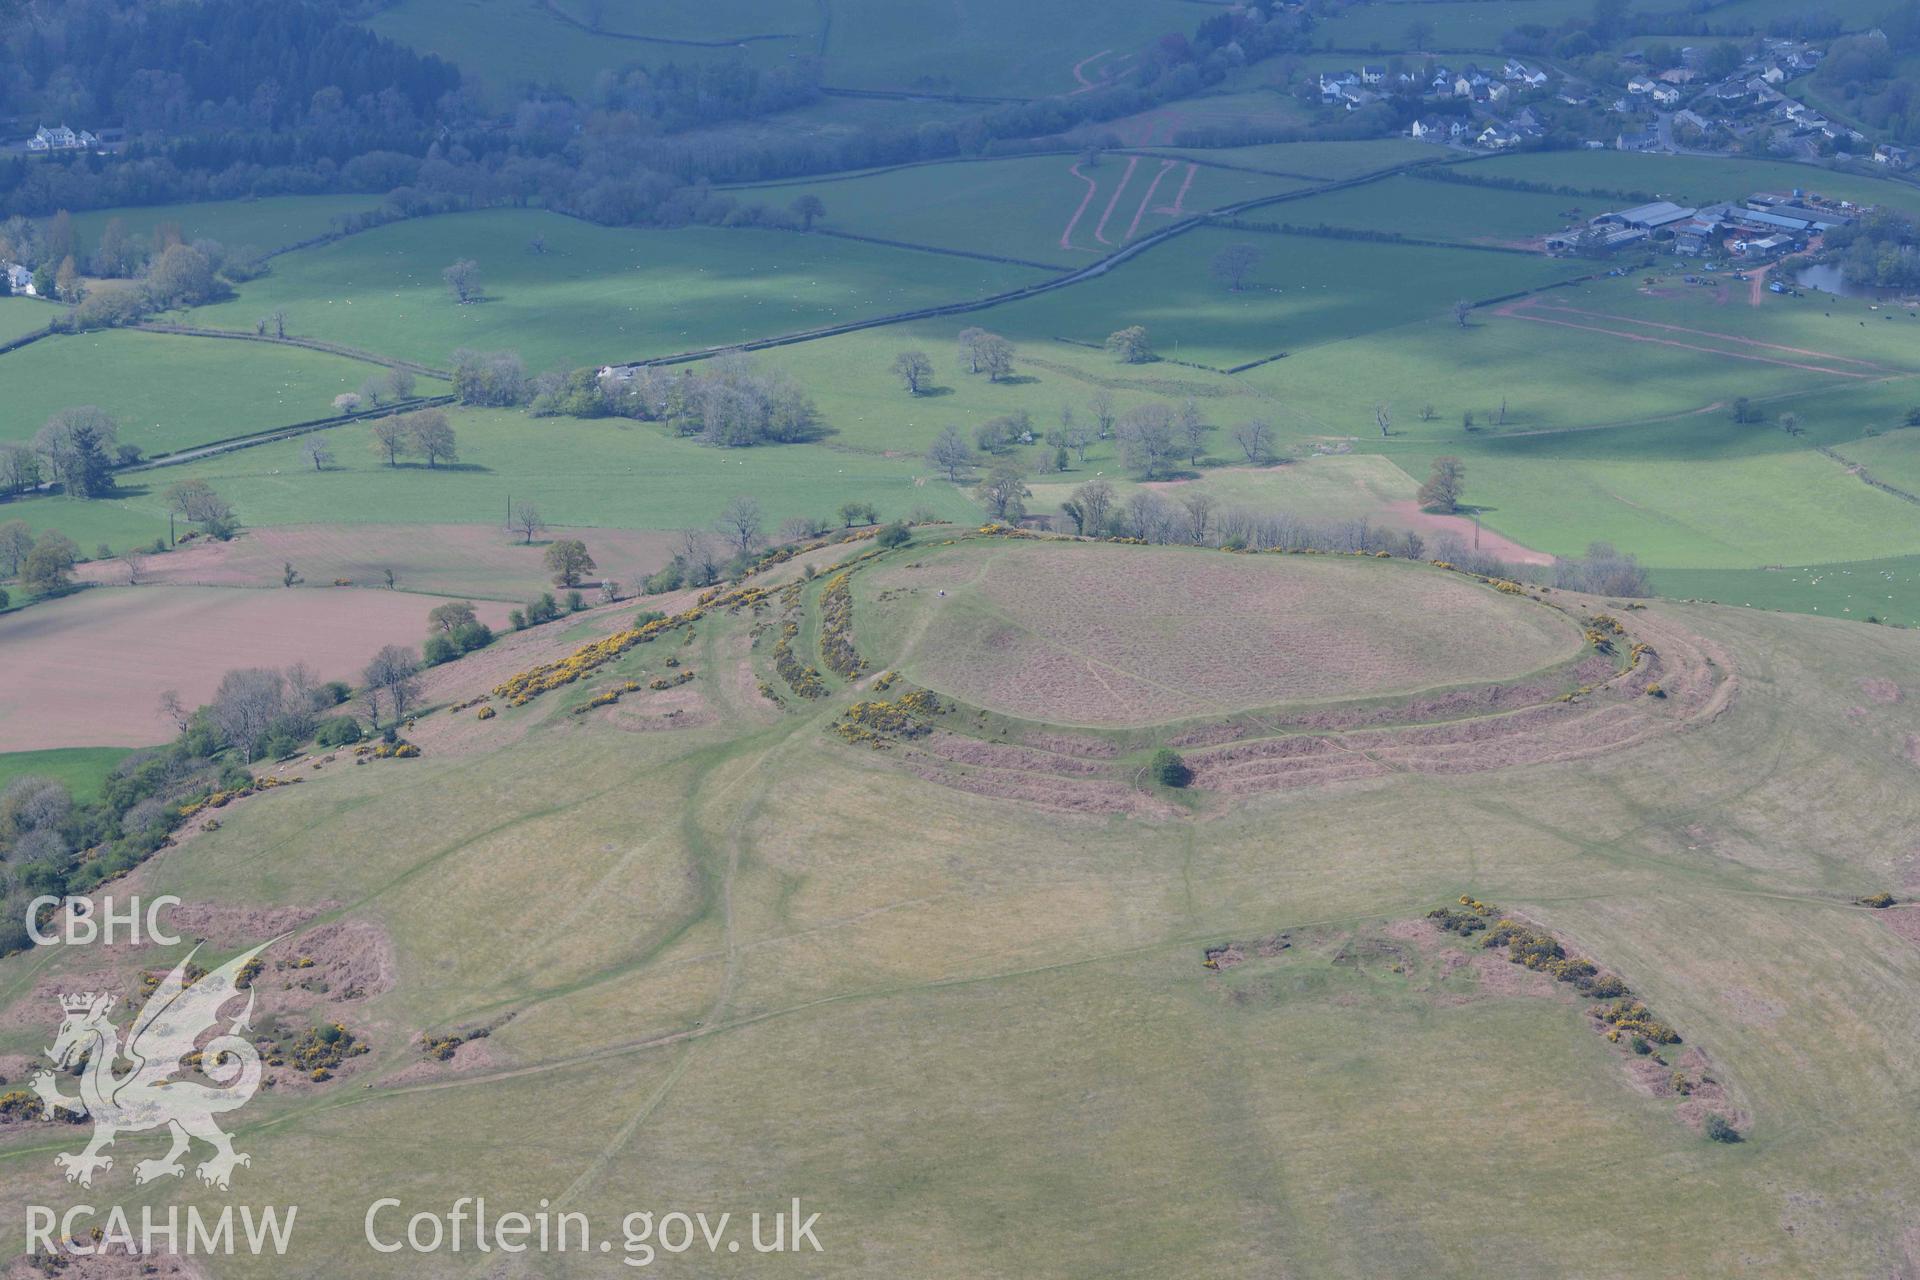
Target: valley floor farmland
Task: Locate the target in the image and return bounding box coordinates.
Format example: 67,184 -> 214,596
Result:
986,228 -> 1595,369
74,522 -> 680,602
187,210 -> 1054,369
729,152 -> 1315,268
0,329 -> 431,456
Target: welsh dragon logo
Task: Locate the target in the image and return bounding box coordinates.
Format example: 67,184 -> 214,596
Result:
31,938 -> 279,1190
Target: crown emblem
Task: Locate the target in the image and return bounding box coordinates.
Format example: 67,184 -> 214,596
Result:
60,992 -> 104,1013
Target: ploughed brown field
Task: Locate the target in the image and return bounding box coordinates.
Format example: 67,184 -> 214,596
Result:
0,586 -> 510,749
76,523 -> 677,602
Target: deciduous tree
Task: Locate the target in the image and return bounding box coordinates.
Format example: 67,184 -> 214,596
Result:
34,406 -> 119,498
978,335 -> 1015,382
371,418 -> 409,467
927,426 -> 972,481
790,195 -> 826,230
22,532 -> 77,593
162,479 -> 236,538
404,409 -> 458,468
0,520 -> 33,576
544,539 -> 596,587
1088,389 -> 1117,438
1105,325 -> 1153,363
1178,399 -> 1209,464
1210,242 -> 1260,291
1061,477 -> 1115,536
1418,455 -> 1466,512
0,444 -> 41,497
428,600 -> 479,634
300,437 -> 334,471
1232,418 -> 1274,463
891,350 -> 934,394
443,258 -> 481,304
1116,403 -> 1178,479
512,501 -> 546,545
210,668 -> 286,763
974,459 -> 1030,522
716,494 -> 764,558
363,645 -> 422,728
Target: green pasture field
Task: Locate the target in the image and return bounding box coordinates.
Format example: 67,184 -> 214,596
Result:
4,534 -> 1920,1275
1096,89 -> 1319,148
0,746 -> 131,802
0,330 -> 434,456
64,196 -> 385,256
819,0 -> 1196,97
1026,453 -> 1421,526
1656,555 -> 1920,627
1152,137 -> 1440,180
0,297 -> 54,342
1390,415 -> 1920,569
185,210 -> 1052,370
6,407 -> 982,554
725,94 -> 978,145
1316,0 -> 1592,51
1636,0 -> 1890,31
984,228 -> 1593,369
366,0 -> 809,100
1236,267 -> 1920,443
1832,428 -> 1920,494
1473,150 -> 1920,218
761,317 -> 1253,457
1258,173 -> 1583,244
734,153 -> 1312,268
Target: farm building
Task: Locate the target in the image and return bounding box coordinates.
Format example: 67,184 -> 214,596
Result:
1875,143 -> 1912,168
1733,232 -> 1796,258
1733,206 -> 1828,234
1544,224 -> 1648,254
1750,200 -> 1853,229
1594,201 -> 1697,231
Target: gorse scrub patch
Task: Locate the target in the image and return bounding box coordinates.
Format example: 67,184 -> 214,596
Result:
833,689 -> 946,749
1439,896 -> 1678,1040
819,571 -> 865,680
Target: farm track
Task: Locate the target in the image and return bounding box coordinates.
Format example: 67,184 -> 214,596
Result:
1521,303 -> 1902,372
1494,299 -> 1893,380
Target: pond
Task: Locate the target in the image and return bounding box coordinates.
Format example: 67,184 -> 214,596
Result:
1794,262 -> 1914,301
